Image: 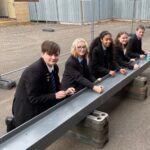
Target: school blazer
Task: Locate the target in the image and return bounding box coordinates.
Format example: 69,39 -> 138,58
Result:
89,42 -> 116,78
61,55 -> 95,92
114,45 -> 134,70
127,34 -> 144,58
12,58 -> 60,126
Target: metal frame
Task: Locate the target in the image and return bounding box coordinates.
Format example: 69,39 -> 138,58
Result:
0,59 -> 150,150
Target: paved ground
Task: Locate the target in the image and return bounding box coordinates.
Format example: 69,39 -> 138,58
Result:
0,21 -> 150,149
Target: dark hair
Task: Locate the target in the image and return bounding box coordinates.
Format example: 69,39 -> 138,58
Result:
136,24 -> 145,31
89,31 -> 112,60
115,31 -> 128,46
41,40 -> 60,55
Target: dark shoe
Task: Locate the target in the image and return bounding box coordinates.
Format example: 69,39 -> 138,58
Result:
5,116 -> 16,132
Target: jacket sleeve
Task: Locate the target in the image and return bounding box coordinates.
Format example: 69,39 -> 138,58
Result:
114,46 -> 134,70
24,69 -> 57,105
127,38 -> 140,58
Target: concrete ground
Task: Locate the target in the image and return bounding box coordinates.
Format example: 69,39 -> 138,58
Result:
0,21 -> 150,150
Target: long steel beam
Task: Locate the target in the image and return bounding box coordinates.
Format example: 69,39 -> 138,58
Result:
0,59 -> 150,150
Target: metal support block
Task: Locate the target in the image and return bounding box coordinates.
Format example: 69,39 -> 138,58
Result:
127,92 -> 147,100
124,85 -> 148,100
129,76 -> 147,88
0,77 -> 16,89
68,110 -> 109,148
84,110 -> 109,130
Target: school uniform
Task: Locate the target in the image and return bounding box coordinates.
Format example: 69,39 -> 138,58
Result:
12,58 -> 60,127
61,55 -> 95,92
127,34 -> 144,58
114,44 -> 134,70
89,42 -> 116,78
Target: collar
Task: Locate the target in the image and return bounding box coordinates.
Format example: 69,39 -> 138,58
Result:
77,57 -> 83,63
102,45 -> 107,51
46,64 -> 54,73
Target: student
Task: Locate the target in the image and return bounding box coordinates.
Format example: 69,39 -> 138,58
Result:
114,31 -> 139,70
7,40 -> 75,131
127,25 -> 147,59
89,31 -> 126,78
61,38 -> 104,93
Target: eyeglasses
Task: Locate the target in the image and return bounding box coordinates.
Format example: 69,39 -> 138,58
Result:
77,46 -> 86,49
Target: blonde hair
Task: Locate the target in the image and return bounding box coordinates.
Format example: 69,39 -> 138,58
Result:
70,38 -> 89,58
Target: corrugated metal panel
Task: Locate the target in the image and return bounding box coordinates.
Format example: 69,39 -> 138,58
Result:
82,0 -> 99,22
99,0 -> 113,20
113,0 -> 133,20
34,0 -> 45,21
29,2 -> 38,21
44,0 -> 58,21
113,0 -> 150,21
58,0 -> 81,23
29,0 -> 58,21
141,0 -> 150,20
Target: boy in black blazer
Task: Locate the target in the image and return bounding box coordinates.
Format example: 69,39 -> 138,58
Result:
8,41 -> 75,130
127,25 -> 147,59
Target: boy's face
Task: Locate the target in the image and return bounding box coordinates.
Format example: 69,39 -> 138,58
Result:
136,28 -> 145,39
42,52 -> 59,67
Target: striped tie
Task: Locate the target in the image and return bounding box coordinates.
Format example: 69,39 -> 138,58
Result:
50,71 -> 56,93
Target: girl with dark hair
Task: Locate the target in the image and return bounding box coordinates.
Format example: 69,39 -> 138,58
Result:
89,31 -> 126,78
114,32 -> 139,70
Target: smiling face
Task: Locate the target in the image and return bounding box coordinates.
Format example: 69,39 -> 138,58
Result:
136,28 -> 145,39
76,41 -> 87,58
42,52 -> 59,67
100,34 -> 112,48
118,33 -> 129,45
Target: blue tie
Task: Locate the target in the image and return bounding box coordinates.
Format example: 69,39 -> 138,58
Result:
50,71 -> 56,93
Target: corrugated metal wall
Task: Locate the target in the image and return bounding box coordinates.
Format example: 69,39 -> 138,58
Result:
28,0 -> 150,23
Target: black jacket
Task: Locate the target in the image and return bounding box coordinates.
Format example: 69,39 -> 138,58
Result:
127,34 -> 144,58
61,55 -> 95,92
12,58 -> 60,126
89,42 -> 116,78
114,44 -> 134,70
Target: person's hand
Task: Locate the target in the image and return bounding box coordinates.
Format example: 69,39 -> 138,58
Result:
140,54 -> 145,59
97,78 -> 102,81
109,70 -> 116,76
119,68 -> 127,75
93,85 -> 104,94
144,50 -> 148,55
130,58 -> 135,62
65,87 -> 76,95
133,64 -> 139,70
55,91 -> 67,99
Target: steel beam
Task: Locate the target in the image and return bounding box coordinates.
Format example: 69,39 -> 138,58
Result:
0,59 -> 150,150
